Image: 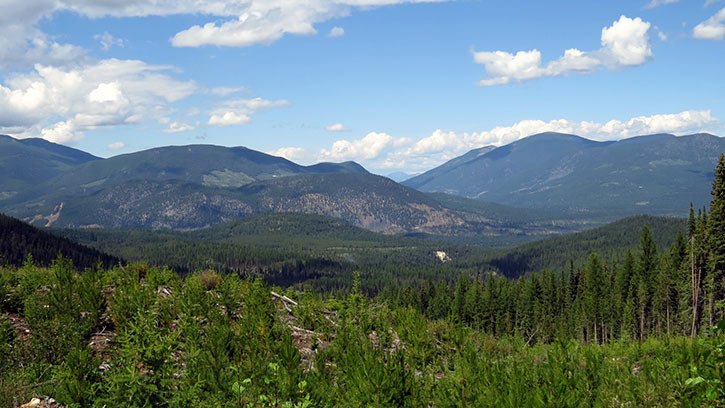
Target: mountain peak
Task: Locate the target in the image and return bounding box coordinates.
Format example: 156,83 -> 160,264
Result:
520,132 -> 599,144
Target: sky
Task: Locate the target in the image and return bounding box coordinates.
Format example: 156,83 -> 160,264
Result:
1,0 -> 724,175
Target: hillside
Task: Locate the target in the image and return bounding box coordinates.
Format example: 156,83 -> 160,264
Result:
0,212 -> 119,268
5,143 -> 367,206
0,135 -> 99,198
404,132 -> 724,217
485,215 -> 686,277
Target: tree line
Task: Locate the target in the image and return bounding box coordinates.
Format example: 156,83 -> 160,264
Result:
389,154 -> 725,343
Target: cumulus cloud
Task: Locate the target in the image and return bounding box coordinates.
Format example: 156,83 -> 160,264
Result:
474,16 -> 652,86
0,1 -> 304,143
164,121 -> 195,133
693,7 -> 725,40
0,59 -> 197,143
108,141 -> 125,150
318,132 -> 412,161
170,1 -> 433,47
94,32 -> 125,51
326,123 -> 349,132
269,146 -> 308,162
0,1 -> 85,68
207,97 -> 289,127
329,26 -> 345,37
208,112 -> 251,127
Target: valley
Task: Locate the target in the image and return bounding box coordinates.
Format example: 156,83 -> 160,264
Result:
2,2 -> 725,405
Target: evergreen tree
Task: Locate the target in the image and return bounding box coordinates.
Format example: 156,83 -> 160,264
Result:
707,154 -> 725,324
637,226 -> 658,339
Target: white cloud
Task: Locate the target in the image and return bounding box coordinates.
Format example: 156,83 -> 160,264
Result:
693,7 -> 725,40
645,0 -> 679,9
41,120 -> 79,144
208,111 -> 251,126
318,132 -> 412,161
207,97 -> 289,127
0,1 -> 85,68
164,121 -> 195,133
329,26 -> 345,37
474,16 -> 652,86
108,141 -> 125,150
326,122 -> 349,132
94,32 -> 125,51
0,1 -> 435,68
269,146 -> 308,162
170,1 -> 433,48
600,16 -> 652,66
0,59 -> 197,143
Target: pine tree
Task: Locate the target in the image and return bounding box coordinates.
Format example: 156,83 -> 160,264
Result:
707,153 -> 725,324
690,210 -> 709,336
688,203 -> 697,239
637,226 -> 658,338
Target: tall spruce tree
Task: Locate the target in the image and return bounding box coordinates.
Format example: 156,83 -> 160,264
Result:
637,226 -> 658,338
708,153 -> 725,323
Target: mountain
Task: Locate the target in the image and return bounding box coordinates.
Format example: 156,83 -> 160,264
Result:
404,132 -> 725,217
0,139 -> 558,236
405,145 -> 496,187
3,172 -> 559,235
26,144 -> 368,197
0,212 -> 119,268
0,134 -> 99,198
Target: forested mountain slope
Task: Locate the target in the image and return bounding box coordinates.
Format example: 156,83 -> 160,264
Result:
0,134 -> 99,196
0,213 -> 119,268
0,137 -> 564,236
485,215 -> 686,277
404,132 -> 724,216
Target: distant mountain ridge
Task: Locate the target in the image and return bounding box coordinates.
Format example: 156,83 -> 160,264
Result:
2,132 -> 720,235
0,135 -> 557,236
0,134 -> 99,197
404,132 -> 724,216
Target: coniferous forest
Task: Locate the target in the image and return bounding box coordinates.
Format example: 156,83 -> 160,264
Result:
0,156 -> 723,406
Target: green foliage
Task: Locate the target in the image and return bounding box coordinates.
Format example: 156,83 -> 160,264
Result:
0,314 -> 14,371
686,319 -> 725,405
0,262 -> 722,407
53,348 -> 100,406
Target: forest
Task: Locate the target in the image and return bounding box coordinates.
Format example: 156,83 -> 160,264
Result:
0,154 -> 723,406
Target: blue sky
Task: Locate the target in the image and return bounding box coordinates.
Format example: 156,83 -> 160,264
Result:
0,0 -> 723,174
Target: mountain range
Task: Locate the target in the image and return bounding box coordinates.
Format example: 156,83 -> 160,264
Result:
0,135 -> 559,236
404,132 -> 724,217
1,132 -> 722,236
